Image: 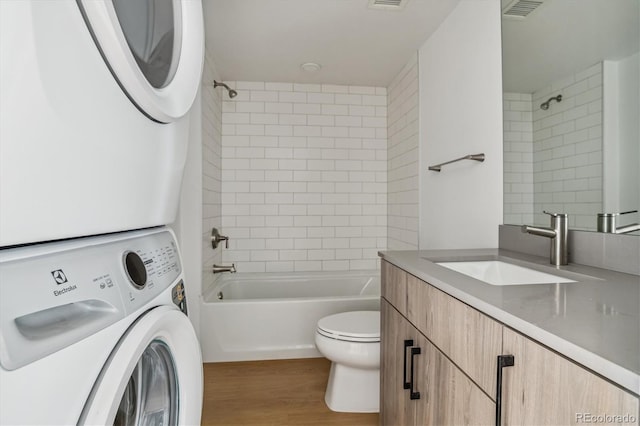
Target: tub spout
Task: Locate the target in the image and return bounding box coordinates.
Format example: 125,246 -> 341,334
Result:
521,211 -> 568,266
213,263 -> 236,274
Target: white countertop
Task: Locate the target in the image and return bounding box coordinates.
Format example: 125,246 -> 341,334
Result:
379,249 -> 640,396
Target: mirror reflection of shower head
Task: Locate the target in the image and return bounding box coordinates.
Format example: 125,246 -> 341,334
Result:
213,80 -> 238,99
540,94 -> 562,110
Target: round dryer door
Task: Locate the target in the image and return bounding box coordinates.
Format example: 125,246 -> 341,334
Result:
79,306 -> 203,425
77,0 -> 204,123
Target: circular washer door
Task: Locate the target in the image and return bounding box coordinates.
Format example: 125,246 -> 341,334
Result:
79,306 -> 203,425
77,0 -> 204,123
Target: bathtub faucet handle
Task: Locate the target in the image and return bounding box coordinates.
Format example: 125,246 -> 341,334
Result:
211,227 -> 229,249
213,263 -> 236,274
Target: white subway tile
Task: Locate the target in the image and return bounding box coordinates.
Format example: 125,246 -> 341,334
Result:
321,84 -> 349,94
265,125 -> 293,136
250,182 -> 279,192
265,170 -> 293,181
307,93 -> 335,104
279,91 -> 307,103
250,113 -> 279,125
265,148 -> 293,159
294,126 -> 322,137
293,103 -> 321,115
279,114 -> 307,125
279,159 -> 307,170
294,83 -> 321,92
265,102 -> 293,114
236,102 -> 265,113
321,104 -> 349,116
361,95 -> 387,106
265,82 -> 293,91
307,115 -> 335,126
250,136 -> 279,147
236,81 -> 265,90
335,94 -> 362,105
295,239 -> 322,249
235,124 -> 265,136
250,91 -> 278,102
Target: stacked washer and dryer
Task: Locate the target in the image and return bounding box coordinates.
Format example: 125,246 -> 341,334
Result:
0,0 -> 205,424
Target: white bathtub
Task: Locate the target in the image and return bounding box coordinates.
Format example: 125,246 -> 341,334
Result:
200,270 -> 380,362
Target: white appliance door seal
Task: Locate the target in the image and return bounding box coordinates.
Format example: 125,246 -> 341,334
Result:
78,306 -> 203,425
77,0 -> 204,123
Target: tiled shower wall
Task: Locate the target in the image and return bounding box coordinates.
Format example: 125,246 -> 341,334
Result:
202,52 -> 223,289
503,63 -> 603,229
220,82 -> 387,273
387,53 -> 420,250
532,63 -> 603,229
503,92 -> 534,226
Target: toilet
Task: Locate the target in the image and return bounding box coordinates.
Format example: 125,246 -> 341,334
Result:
315,310 -> 380,413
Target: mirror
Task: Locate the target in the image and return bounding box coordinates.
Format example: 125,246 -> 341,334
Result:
501,0 -> 639,233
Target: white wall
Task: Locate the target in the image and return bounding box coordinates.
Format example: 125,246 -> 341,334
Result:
387,53 -> 420,250
604,52 -> 640,217
220,82 -> 387,272
418,0 -> 503,249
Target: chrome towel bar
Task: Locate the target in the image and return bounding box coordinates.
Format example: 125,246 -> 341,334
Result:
428,153 -> 485,172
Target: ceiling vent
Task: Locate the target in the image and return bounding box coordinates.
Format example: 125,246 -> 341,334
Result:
502,0 -> 545,19
368,0 -> 408,11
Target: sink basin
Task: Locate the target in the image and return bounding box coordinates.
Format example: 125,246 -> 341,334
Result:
436,260 -> 576,286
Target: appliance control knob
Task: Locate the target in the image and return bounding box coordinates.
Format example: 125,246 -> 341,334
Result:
123,251 -> 147,289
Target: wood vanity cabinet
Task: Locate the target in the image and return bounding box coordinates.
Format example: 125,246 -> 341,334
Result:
380,260 -> 640,426
502,327 -> 639,425
381,261 -> 494,425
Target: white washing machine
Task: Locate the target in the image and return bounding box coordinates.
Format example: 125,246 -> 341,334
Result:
0,227 -> 203,425
0,0 -> 204,246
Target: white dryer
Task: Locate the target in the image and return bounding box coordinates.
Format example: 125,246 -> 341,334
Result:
0,0 -> 204,246
0,227 -> 203,425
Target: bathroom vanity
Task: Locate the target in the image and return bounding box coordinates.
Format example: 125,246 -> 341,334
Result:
379,250 -> 639,425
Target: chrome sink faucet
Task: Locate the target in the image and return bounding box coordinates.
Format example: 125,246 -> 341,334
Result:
521,211 -> 568,266
597,210 -> 639,234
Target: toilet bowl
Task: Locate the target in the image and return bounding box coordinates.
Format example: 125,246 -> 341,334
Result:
315,310 -> 380,413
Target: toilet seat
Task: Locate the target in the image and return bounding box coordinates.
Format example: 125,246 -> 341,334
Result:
316,311 -> 380,343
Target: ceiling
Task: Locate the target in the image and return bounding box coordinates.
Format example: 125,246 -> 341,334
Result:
203,0 -> 461,87
203,0 -> 639,92
502,0 -> 639,93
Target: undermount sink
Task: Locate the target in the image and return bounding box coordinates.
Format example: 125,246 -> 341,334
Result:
436,260 -> 576,286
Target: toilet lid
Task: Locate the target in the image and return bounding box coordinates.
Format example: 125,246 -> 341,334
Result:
317,311 -> 380,342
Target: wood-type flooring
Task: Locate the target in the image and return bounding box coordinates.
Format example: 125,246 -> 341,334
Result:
202,358 -> 379,426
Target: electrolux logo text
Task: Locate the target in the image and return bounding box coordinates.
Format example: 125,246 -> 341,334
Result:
51,269 -> 68,284
51,269 -> 77,296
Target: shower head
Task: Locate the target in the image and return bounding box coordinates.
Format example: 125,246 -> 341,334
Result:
213,80 -> 238,99
540,94 -> 562,110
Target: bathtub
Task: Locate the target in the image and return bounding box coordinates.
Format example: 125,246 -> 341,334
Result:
200,270 -> 380,362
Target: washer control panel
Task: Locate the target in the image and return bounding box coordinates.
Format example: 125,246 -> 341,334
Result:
0,228 -> 183,371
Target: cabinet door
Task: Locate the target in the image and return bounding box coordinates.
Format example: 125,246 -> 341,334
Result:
382,261 -> 407,315
381,299 -> 419,426
502,327 -> 640,425
407,273 -> 503,397
413,332 -> 495,426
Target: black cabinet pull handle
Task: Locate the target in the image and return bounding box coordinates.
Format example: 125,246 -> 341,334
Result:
403,339 -> 414,389
410,347 -> 421,400
495,354 -> 515,426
